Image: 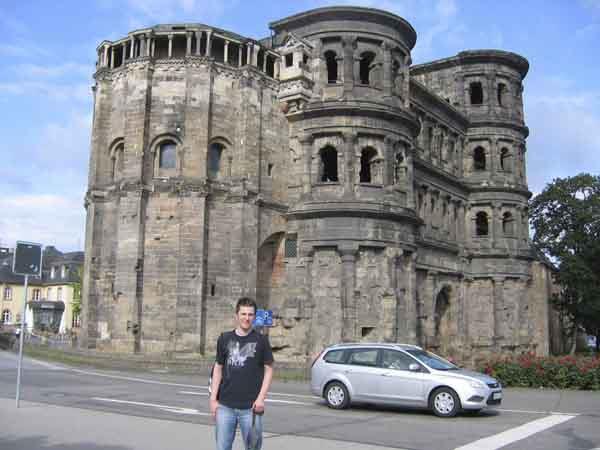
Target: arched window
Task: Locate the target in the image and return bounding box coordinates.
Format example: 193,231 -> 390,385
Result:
159,141 -> 176,169
394,151 -> 405,184
502,212 -> 514,235
500,147 -> 512,172
2,309 -> 11,324
434,287 -> 450,337
359,147 -> 378,183
470,82 -> 483,105
473,147 -> 486,171
497,83 -> 506,106
325,51 -> 338,83
110,143 -> 124,181
320,146 -> 338,182
359,52 -> 375,85
208,143 -> 225,179
475,212 -> 489,236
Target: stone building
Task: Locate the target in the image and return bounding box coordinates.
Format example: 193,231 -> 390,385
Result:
81,6 -> 555,361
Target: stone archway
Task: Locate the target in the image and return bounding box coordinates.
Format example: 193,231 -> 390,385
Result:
256,232 -> 285,310
433,285 -> 452,348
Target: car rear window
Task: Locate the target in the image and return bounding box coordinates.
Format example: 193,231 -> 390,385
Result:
323,349 -> 345,363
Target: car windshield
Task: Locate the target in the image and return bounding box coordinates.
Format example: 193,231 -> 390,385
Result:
406,349 -> 458,370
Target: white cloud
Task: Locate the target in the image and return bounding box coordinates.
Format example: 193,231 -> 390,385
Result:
12,62 -> 92,79
0,81 -> 92,103
109,0 -> 241,24
0,194 -> 85,251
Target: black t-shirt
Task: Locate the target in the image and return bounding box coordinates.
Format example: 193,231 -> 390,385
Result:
215,329 -> 274,409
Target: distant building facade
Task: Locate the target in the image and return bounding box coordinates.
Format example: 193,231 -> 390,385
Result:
81,7 -> 555,362
0,246 -> 83,334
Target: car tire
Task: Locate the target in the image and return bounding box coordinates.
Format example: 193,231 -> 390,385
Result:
324,381 -> 350,409
430,387 -> 460,418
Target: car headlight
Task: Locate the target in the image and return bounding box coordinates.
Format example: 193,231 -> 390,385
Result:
469,380 -> 486,389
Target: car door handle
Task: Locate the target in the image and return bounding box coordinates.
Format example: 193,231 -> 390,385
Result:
343,369 -> 353,374
380,372 -> 393,377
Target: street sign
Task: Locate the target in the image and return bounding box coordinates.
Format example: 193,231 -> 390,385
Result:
253,309 -> 274,327
12,241 -> 42,277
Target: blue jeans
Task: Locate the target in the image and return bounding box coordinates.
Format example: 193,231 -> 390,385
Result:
215,404 -> 263,450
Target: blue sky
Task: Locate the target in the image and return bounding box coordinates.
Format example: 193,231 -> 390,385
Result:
1,0 -> 599,251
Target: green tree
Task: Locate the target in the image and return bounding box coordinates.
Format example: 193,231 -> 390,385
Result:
530,174 -> 600,352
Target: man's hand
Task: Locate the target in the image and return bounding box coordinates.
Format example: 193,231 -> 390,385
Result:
210,398 -> 219,418
252,397 -> 265,415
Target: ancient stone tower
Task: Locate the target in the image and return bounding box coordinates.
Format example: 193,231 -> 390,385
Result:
82,6 -> 554,361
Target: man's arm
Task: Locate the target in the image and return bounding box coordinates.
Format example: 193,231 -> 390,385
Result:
252,363 -> 273,414
209,363 -> 223,418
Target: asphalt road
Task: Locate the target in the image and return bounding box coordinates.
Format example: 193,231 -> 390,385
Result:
1,350 -> 599,450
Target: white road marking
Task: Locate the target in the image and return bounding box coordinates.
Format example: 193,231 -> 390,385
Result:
178,391 -> 313,406
92,397 -> 210,416
455,414 -> 576,450
69,368 -> 200,388
498,408 -> 580,416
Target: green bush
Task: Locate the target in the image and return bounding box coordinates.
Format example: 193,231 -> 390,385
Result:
481,354 -> 600,390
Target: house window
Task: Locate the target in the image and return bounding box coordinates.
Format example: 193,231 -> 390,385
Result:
285,53 -> 293,68
57,287 -> 63,301
208,142 -> 225,179
476,212 -> 489,236
284,235 -> 298,258
359,148 -> 378,183
159,141 -> 176,169
47,287 -> 53,301
473,147 -> 486,171
3,287 -> 11,300
32,289 -> 41,301
320,146 -> 338,182
2,309 -> 11,324
502,212 -> 515,235
470,82 -> 483,105
359,52 -> 375,85
324,51 -> 338,83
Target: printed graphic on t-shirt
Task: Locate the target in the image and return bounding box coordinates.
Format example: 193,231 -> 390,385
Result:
227,341 -> 257,367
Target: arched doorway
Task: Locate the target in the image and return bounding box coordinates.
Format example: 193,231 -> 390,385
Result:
433,285 -> 451,347
256,233 -> 285,310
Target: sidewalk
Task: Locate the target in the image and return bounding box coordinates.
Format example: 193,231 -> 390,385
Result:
0,398 -> 398,450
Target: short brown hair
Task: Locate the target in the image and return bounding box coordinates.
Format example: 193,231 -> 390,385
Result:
235,297 -> 257,313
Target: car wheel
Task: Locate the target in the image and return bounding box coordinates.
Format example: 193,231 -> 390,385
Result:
324,381 -> 350,409
430,387 -> 460,418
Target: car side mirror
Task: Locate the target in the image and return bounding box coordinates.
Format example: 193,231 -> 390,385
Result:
409,363 -> 420,372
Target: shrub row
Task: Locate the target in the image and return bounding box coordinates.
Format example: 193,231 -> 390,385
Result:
481,354 -> 600,390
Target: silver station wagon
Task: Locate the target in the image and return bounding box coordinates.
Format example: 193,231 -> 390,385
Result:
311,343 -> 502,417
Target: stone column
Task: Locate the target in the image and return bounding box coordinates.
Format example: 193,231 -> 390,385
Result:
252,44 -> 259,66
382,42 -> 392,97
342,131 -> 357,196
262,51 -> 267,72
151,38 -> 156,57
246,43 -> 253,66
383,136 -> 394,186
492,277 -> 505,348
490,138 -> 497,174
238,44 -> 243,67
109,46 -> 114,68
205,31 -> 212,57
168,34 -> 173,58
122,43 -> 127,62
186,31 -> 192,56
424,188 -> 432,235
458,137 -> 465,178
404,251 -> 418,344
224,40 -> 229,64
491,202 -> 500,248
130,36 -> 135,59
522,145 -> 528,185
103,45 -> 109,67
195,31 -> 202,56
340,246 -> 358,342
342,36 -> 355,95
299,133 -> 313,198
139,35 -> 146,58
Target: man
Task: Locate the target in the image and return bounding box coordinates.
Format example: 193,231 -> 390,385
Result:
210,297 -> 274,450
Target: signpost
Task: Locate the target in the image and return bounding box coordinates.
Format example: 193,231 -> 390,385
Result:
253,309 -> 274,333
12,241 -> 43,408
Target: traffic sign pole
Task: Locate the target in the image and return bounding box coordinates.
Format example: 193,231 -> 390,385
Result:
16,274 -> 28,408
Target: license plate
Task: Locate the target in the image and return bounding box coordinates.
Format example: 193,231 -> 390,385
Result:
493,392 -> 502,400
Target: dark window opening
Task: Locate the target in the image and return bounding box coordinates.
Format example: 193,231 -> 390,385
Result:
359,147 -> 377,183
266,55 -> 275,77
267,163 -> 273,177
394,151 -> 405,184
470,82 -> 483,105
210,284 -> 215,296
154,37 -> 169,59
208,143 -> 225,179
359,52 -> 375,85
172,35 -> 187,58
473,147 -> 486,171
476,212 -> 489,236
361,327 -> 375,338
497,83 -> 506,106
325,51 -> 337,83
284,236 -> 297,258
159,142 -> 176,169
257,49 -> 265,71
302,54 -> 309,67
320,146 -> 338,182
285,53 -> 293,68
434,288 -> 450,337
502,212 -> 514,234
212,38 -> 225,63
